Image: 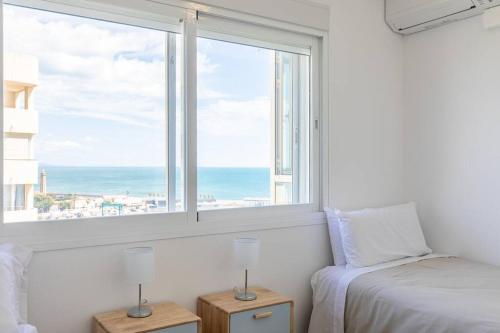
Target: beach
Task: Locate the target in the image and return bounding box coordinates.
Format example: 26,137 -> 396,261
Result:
34,166 -> 271,220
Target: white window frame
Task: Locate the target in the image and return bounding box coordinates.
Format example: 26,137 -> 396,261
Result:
0,0 -> 330,251
195,14 -> 321,223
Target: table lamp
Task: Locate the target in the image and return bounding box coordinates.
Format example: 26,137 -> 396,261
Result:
233,237 -> 260,301
125,247 -> 155,318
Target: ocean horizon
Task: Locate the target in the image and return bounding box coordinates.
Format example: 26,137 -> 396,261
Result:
35,166 -> 271,200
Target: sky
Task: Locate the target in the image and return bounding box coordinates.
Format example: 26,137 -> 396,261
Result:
3,4 -> 274,168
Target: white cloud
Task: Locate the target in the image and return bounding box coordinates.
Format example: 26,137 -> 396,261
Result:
4,5 -> 232,130
197,85 -> 227,100
39,139 -> 88,152
197,51 -> 229,100
197,98 -> 272,167
83,136 -> 100,143
198,98 -> 271,136
4,7 -> 164,59
4,6 -> 166,129
197,52 -> 219,76
4,5 -> 272,167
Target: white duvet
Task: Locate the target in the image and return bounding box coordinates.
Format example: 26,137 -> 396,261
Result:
18,324 -> 38,333
0,244 -> 37,333
308,253 -> 448,333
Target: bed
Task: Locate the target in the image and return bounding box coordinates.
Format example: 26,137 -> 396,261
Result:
0,243 -> 38,333
310,203 -> 500,333
309,254 -> 500,333
17,324 -> 39,333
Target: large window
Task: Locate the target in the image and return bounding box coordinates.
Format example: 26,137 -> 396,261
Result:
1,0 -> 322,225
2,4 -> 183,222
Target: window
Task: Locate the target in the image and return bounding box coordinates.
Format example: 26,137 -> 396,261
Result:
4,184 -> 26,211
1,0 -> 323,227
2,3 -> 184,222
197,37 -> 310,210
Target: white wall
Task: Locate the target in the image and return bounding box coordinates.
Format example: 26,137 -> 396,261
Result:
404,15 -> 500,264
25,1 -> 407,332
29,227 -> 331,333
329,0 -> 405,210
191,0 -> 330,31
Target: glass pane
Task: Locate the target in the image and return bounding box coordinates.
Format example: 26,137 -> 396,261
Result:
197,37 -> 310,210
276,53 -> 294,175
14,185 -> 26,210
2,4 -> 183,222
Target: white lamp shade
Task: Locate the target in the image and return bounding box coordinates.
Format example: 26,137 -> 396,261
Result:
125,247 -> 155,284
233,237 -> 260,269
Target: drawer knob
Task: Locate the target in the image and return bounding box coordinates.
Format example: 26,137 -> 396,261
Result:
253,311 -> 273,320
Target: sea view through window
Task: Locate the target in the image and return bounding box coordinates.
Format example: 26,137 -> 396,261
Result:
197,36 -> 310,210
2,3 -> 312,223
3,4 -> 183,222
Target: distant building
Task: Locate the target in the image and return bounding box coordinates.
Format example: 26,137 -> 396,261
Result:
39,169 -> 47,195
3,53 -> 39,222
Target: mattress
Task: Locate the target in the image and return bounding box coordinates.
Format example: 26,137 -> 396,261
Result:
309,255 -> 500,333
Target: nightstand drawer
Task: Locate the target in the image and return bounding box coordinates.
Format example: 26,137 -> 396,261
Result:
230,303 -> 290,333
150,322 -> 198,333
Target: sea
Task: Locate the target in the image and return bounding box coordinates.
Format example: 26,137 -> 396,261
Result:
35,166 -> 270,200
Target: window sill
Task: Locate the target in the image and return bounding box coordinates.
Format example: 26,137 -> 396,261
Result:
0,211 -> 326,252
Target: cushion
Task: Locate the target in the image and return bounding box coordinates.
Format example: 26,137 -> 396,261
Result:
337,202 -> 431,268
325,208 -> 347,265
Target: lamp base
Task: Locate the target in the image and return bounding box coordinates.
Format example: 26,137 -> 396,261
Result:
127,305 -> 153,318
234,291 -> 257,301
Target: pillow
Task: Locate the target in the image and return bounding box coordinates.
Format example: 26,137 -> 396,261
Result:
337,202 -> 431,268
324,208 -> 347,265
0,243 -> 33,324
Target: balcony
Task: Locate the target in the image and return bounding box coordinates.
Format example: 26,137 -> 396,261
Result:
4,209 -> 38,223
4,159 -> 38,185
3,108 -> 38,134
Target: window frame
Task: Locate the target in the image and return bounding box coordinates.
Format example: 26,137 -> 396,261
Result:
0,0 -> 330,251
195,22 -> 321,223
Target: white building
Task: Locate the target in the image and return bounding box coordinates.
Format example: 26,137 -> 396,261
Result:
3,53 -> 39,222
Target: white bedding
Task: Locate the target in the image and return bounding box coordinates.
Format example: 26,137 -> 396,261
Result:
337,202 -> 431,267
308,253 -> 449,333
0,244 -> 37,333
18,324 -> 38,333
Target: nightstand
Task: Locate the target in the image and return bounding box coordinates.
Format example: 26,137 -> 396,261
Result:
197,287 -> 294,333
93,302 -> 201,333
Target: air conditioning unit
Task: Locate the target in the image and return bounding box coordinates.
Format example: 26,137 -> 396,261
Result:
386,0 -> 500,35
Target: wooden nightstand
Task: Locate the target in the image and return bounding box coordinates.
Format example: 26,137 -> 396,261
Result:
93,302 -> 201,333
197,287 -> 294,333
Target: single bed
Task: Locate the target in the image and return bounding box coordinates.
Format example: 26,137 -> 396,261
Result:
309,254 -> 500,333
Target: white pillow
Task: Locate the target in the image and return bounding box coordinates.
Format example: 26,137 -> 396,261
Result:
324,208 -> 347,265
0,243 -> 33,324
338,202 -> 431,268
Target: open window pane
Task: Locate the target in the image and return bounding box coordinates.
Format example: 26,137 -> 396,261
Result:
197,37 -> 310,210
273,51 -> 310,205
2,4 -> 184,222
